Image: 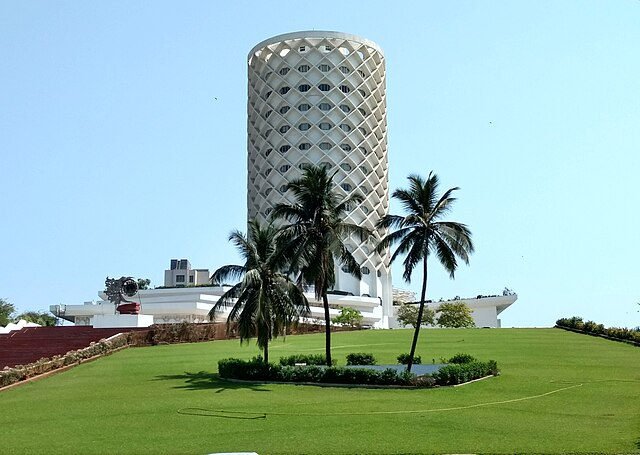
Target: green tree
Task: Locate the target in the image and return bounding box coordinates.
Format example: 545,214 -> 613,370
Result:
331,307 -> 363,327
272,165 -> 371,366
396,303 -> 435,329
14,310 -> 58,326
137,278 -> 151,290
0,298 -> 16,326
377,172 -> 474,372
208,220 -> 309,364
436,302 -> 475,328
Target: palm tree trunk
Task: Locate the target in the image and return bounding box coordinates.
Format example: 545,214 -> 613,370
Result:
264,341 -> 269,364
407,256 -> 428,373
322,292 -> 332,366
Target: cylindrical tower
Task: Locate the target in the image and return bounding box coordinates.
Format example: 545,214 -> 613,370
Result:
247,31 -> 392,322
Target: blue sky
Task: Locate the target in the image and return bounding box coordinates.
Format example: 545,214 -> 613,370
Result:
1,1 -> 638,328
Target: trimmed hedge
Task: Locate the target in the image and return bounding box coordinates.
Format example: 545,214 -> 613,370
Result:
217,356 -> 498,387
218,356 -> 423,386
279,354 -> 335,366
432,360 -> 499,386
556,317 -> 640,346
345,352 -> 376,365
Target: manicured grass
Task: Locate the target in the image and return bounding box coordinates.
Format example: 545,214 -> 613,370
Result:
1,328 -> 638,454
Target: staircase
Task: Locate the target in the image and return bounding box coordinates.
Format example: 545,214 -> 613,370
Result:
0,326 -> 149,369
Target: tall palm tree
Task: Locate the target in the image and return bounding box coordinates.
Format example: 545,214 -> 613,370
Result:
377,172 -> 474,372
271,165 -> 371,366
208,220 -> 309,364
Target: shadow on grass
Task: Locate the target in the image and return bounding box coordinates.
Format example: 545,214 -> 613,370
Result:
152,371 -> 270,393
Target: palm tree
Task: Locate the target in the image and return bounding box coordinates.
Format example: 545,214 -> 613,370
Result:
377,172 -> 474,372
271,165 -> 371,366
208,220 -> 309,364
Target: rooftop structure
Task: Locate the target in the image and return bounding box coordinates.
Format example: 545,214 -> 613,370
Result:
163,259 -> 210,287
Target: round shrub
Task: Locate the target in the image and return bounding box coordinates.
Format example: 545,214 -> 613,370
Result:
345,353 -> 376,365
447,353 -> 477,364
397,353 -> 422,365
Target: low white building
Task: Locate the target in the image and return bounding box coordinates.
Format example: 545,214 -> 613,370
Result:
50,286 -> 516,329
50,259 -> 516,329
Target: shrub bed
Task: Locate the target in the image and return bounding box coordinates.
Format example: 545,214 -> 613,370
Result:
219,356 -> 422,386
218,355 -> 498,388
556,317 -> 640,346
278,354 -> 335,366
432,360 -> 499,386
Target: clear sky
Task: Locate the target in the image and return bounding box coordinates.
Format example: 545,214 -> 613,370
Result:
1,1 -> 638,328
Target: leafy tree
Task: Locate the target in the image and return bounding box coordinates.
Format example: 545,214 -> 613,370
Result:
137,278 -> 151,290
208,220 -> 309,363
0,298 -> 16,326
14,311 -> 58,326
436,302 -> 475,328
272,165 -> 371,366
377,172 -> 474,372
396,303 -> 435,329
331,307 -> 363,327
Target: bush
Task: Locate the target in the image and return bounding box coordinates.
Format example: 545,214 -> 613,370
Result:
216,357 -> 437,387
345,352 -> 376,365
436,302 -> 475,328
276,365 -> 324,383
397,353 -> 422,365
218,356 -> 276,381
396,304 -> 435,328
447,353 -> 477,364
556,316 -> 640,345
432,360 -> 499,386
279,354 -> 334,366
331,307 -> 364,327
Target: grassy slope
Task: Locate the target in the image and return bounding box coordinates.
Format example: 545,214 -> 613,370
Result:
1,328 -> 638,455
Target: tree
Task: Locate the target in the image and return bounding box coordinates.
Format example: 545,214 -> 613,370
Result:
0,298 -> 16,326
396,303 -> 435,329
208,220 -> 309,364
137,278 -> 151,290
272,165 -> 371,366
377,172 -> 474,372
436,302 -> 475,328
331,307 -> 363,327
14,310 -> 58,326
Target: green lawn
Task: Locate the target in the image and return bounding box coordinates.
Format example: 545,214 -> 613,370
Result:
1,328 -> 638,454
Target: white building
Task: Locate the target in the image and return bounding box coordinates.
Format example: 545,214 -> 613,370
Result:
50,284 -> 515,329
246,31 -> 393,325
49,32 -> 518,330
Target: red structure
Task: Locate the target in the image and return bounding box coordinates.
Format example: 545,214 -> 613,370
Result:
116,303 -> 141,315
0,326 -> 149,369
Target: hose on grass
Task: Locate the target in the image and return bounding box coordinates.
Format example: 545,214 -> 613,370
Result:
177,381 -> 594,419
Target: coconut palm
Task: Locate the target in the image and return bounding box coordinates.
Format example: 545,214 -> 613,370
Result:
377,172 -> 474,372
271,165 -> 371,366
208,220 -> 309,364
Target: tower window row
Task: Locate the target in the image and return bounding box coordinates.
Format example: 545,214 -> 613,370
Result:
262,144 -> 370,156
265,63 -> 369,77
269,83 -> 366,96
263,103 -> 367,118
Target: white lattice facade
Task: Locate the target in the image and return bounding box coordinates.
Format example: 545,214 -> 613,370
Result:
247,31 -> 392,318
